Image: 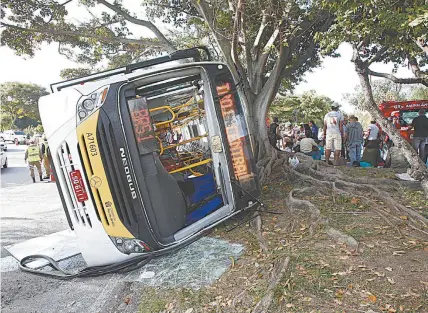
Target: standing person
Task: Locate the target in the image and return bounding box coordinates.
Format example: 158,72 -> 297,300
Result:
341,114 -> 349,159
41,136 -> 51,179
323,104 -> 344,165
411,109 -> 428,163
344,115 -> 363,167
268,117 -> 281,150
25,139 -> 43,183
366,120 -> 380,147
308,120 -> 319,140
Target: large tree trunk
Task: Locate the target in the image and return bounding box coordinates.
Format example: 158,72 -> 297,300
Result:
356,68 -> 428,198
248,86 -> 275,162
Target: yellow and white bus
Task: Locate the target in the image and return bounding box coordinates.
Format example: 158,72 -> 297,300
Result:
39,48 -> 260,266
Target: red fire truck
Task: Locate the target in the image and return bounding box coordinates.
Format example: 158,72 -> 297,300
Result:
379,100 -> 428,142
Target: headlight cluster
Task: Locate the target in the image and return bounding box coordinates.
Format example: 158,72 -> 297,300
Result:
77,86 -> 109,123
109,236 -> 151,254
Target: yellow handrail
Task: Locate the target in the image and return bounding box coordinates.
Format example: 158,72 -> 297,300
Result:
157,134 -> 207,155
172,99 -> 204,113
162,134 -> 208,152
156,136 -> 164,155
168,158 -> 212,174
149,106 -> 176,127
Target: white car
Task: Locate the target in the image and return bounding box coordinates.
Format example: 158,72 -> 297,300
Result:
1,147 -> 7,169
1,130 -> 27,144
0,140 -> 7,151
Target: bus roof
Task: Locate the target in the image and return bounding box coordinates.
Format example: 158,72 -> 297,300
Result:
50,47 -> 211,93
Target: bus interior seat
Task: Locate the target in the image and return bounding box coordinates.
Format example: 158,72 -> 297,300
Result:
142,153 -> 187,240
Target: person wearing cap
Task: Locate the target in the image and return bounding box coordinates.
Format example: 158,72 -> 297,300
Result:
25,139 -> 43,183
41,136 -> 51,179
323,103 -> 344,165
344,115 -> 363,166
390,111 -> 401,129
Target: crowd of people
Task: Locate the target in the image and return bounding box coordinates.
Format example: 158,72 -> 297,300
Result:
269,105 -> 428,168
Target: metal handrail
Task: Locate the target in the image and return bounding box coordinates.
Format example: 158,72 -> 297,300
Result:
168,158 -> 212,174
150,106 -> 176,127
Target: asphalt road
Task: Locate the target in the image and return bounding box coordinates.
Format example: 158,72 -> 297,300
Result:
1,144 -> 34,188
1,144 -> 65,251
0,144 -> 119,313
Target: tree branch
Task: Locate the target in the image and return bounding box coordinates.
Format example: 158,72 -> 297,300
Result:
231,0 -> 254,104
367,46 -> 388,65
252,13 -> 268,60
367,68 -> 428,86
192,0 -> 233,66
1,22 -> 170,48
253,26 -> 280,78
279,41 -> 316,81
414,38 -> 428,56
96,0 -> 176,52
408,56 -> 428,79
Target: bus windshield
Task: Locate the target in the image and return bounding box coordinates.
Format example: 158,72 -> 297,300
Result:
402,111 -> 428,125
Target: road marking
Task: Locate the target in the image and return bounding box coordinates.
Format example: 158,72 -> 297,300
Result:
87,273 -> 121,313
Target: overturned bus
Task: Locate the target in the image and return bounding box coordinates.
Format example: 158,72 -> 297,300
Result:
39,47 -> 260,266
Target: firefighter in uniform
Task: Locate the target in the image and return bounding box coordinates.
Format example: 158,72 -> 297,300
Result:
25,140 -> 43,183
41,136 -> 50,179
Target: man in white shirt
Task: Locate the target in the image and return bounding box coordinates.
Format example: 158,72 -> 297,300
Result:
323,104 -> 344,165
366,120 -> 380,147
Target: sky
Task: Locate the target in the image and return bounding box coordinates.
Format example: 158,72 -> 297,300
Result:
0,1 -> 419,113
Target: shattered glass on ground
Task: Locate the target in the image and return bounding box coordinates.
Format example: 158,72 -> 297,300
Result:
123,237 -> 244,289
4,237 -> 244,290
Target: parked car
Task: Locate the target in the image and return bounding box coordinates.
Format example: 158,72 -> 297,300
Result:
0,139 -> 7,151
32,133 -> 43,143
1,130 -> 27,144
1,147 -> 7,169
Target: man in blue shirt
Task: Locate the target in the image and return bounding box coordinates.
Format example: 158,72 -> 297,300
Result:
308,120 -> 319,140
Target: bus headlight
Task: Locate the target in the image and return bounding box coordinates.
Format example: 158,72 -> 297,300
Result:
77,86 -> 109,123
82,99 -> 95,110
109,236 -> 151,254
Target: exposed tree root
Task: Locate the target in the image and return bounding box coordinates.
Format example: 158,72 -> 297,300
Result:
249,213 -> 269,254
287,158 -> 428,238
251,257 -> 290,313
251,148 -> 427,288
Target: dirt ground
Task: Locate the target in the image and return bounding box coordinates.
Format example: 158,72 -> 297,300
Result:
110,167 -> 428,313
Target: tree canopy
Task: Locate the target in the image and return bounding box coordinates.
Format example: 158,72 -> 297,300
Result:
0,82 -> 49,128
270,90 -> 333,125
320,0 -> 427,87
